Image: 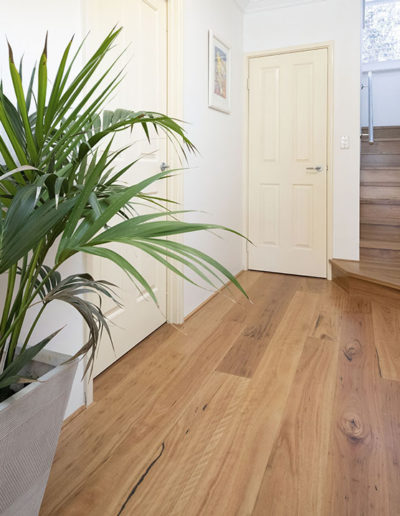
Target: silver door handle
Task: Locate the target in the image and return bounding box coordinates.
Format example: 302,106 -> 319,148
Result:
306,166 -> 324,173
160,162 -> 170,172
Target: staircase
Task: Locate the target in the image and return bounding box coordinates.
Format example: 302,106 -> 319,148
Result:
360,126 -> 400,264
331,126 -> 400,300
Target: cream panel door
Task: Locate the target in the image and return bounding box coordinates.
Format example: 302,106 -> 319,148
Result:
248,49 -> 328,278
82,0 -> 168,376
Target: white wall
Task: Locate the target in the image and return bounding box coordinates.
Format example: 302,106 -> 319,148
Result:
0,1 -> 86,418
183,0 -> 245,316
244,0 -> 362,260
361,70 -> 400,127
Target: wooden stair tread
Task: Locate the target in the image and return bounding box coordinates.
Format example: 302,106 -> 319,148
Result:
361,217 -> 400,226
331,258 -> 400,291
361,240 -> 400,251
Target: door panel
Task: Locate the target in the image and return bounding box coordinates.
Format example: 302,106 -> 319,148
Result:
248,49 -> 328,277
82,0 -> 168,376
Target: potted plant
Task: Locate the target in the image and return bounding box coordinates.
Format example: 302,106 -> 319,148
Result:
0,28 -> 246,516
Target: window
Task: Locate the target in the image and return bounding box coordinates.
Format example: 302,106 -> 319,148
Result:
363,0 -> 400,66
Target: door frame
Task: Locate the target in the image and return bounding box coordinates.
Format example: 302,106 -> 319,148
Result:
83,0 -> 185,406
166,0 -> 185,326
244,41 -> 334,280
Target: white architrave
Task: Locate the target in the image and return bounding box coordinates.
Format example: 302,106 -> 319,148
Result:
166,0 -> 185,325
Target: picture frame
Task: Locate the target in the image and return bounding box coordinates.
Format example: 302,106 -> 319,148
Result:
208,30 -> 231,114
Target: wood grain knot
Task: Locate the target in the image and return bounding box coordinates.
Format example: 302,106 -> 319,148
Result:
339,413 -> 368,443
343,339 -> 362,362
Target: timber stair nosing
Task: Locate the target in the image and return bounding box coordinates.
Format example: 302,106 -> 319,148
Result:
362,154 -> 400,157
361,167 -> 400,171
361,182 -> 400,187
361,218 -> 400,226
361,198 -> 400,206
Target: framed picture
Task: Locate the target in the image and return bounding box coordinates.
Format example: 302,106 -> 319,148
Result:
208,31 -> 231,114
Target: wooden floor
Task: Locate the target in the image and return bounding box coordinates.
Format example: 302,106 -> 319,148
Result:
41,271 -> 400,516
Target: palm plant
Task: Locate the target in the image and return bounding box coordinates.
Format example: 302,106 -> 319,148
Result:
0,27 -> 245,394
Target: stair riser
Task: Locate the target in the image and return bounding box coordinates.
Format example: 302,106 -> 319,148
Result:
361,126 -> 400,139
361,185 -> 400,201
361,248 -> 400,265
361,168 -> 400,184
361,240 -> 400,251
362,155 -> 400,167
361,141 -> 400,155
361,204 -> 400,225
361,224 -> 400,243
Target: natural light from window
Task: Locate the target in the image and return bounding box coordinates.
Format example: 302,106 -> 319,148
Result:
363,0 -> 400,65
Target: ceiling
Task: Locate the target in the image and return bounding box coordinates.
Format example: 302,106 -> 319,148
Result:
235,0 -> 327,13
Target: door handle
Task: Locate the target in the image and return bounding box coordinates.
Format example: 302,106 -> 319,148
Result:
306,166 -> 324,173
160,162 -> 170,172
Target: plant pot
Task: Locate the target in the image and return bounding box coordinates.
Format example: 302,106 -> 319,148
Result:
0,351 -> 78,516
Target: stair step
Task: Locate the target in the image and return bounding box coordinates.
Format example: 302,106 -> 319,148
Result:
361,168 -> 400,185
361,136 -> 400,142
361,248 -> 400,265
331,258 -> 400,293
362,166 -> 400,170
361,217 -> 400,225
361,203 -> 400,225
361,185 -> 400,203
362,171 -> 400,181
361,198 -> 400,206
361,140 -> 400,155
361,239 -> 400,251
361,126 -> 400,139
361,224 -> 400,243
361,154 -> 400,167
361,198 -> 400,205
361,182 -> 400,187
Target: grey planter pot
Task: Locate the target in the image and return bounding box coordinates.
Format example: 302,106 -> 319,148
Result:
0,351 -> 78,516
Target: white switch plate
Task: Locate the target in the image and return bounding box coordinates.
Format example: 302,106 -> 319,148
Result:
340,136 -> 350,150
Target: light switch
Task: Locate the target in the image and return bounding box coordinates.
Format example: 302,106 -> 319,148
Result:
340,136 -> 350,150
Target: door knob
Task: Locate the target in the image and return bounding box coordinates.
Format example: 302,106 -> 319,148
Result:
306,166 -> 324,173
160,162 -> 170,172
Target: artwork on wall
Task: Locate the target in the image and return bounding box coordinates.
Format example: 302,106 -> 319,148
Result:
208,31 -> 231,114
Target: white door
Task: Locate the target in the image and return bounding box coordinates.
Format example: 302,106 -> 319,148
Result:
248,49 -> 328,278
82,0 -> 168,376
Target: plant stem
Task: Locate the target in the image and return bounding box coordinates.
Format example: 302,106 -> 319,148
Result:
6,253 -> 28,326
0,264 -> 17,339
21,304 -> 46,352
0,265 -> 17,367
5,242 -> 44,365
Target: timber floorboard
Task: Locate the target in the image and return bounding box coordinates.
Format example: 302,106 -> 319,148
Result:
40,271 -> 400,516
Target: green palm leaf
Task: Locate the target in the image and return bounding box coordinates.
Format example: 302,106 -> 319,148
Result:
0,27 -> 247,384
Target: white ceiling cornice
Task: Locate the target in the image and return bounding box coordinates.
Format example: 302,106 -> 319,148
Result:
235,0 -> 327,13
